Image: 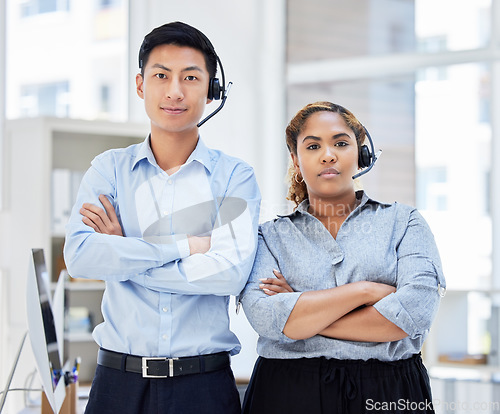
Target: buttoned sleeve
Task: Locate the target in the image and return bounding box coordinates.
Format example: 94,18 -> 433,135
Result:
141,164 -> 261,296
64,152 -> 189,282
239,226 -> 303,343
373,208 -> 445,339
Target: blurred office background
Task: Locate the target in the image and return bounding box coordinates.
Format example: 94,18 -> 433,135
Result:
1,0 -> 500,413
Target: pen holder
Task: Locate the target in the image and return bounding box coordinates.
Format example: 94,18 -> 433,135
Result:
41,381 -> 78,414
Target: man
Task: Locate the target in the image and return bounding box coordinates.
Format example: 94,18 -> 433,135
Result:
64,21 -> 260,414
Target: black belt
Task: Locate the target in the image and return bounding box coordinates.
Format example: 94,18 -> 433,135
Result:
97,348 -> 230,378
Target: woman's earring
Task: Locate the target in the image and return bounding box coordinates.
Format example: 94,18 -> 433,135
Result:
294,173 -> 304,184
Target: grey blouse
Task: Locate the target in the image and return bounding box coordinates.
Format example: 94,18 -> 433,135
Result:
240,191 -> 446,361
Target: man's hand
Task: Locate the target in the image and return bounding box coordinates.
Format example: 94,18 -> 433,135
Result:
259,269 -> 294,296
188,236 -> 211,255
80,194 -> 123,236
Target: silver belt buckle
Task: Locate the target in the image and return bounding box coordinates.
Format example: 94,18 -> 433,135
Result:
142,357 -> 179,378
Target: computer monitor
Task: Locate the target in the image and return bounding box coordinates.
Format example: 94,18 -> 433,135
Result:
32,249 -> 62,375
26,248 -> 66,413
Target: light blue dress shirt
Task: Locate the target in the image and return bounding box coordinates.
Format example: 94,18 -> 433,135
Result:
64,136 -> 261,358
240,191 -> 445,362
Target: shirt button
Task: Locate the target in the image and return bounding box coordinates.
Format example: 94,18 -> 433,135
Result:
167,179 -> 173,185
162,307 -> 168,312
163,211 -> 168,216
162,334 -> 168,340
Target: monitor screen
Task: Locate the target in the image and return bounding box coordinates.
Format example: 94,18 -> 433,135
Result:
32,248 -> 62,378
27,248 -> 66,412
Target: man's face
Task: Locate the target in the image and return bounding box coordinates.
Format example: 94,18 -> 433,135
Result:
136,44 -> 212,137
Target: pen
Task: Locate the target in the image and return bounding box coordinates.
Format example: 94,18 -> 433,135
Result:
71,357 -> 81,383
74,357 -> 81,372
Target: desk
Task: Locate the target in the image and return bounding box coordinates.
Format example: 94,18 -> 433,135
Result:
17,384 -> 248,413
17,385 -> 89,414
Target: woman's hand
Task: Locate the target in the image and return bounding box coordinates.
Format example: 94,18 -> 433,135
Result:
80,194 -> 123,236
259,269 -> 294,296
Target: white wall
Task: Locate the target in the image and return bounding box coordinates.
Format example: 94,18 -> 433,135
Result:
0,213 -> 9,397
0,0 -> 5,209
0,0 -> 8,402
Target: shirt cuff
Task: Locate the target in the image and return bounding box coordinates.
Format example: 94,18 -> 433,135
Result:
156,235 -> 190,263
273,292 -> 303,342
373,293 -> 420,339
176,237 -> 190,259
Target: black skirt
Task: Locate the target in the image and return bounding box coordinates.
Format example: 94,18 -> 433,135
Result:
242,354 -> 434,414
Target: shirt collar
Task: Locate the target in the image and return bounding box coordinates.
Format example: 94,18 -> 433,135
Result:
280,190 -> 390,219
132,134 -> 214,173
132,135 -> 155,170
184,137 -> 214,173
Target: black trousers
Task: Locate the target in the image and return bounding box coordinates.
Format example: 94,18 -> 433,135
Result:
242,354 -> 435,414
84,364 -> 241,414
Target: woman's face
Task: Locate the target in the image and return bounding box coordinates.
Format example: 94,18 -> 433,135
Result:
291,111 -> 359,202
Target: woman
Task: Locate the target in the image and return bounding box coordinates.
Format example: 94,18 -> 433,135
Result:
239,102 -> 445,413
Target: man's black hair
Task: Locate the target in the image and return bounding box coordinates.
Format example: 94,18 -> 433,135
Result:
138,21 -> 218,78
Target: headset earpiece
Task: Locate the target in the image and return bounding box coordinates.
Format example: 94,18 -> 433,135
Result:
197,50 -> 231,127
208,77 -> 222,100
358,145 -> 372,169
352,126 -> 380,179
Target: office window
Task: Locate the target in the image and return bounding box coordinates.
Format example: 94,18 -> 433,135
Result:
99,84 -> 111,117
416,62 -> 492,291
287,0 -> 490,62
20,0 -> 69,17
99,0 -> 122,8
20,81 -> 69,117
416,0 -> 491,53
287,0 -> 416,61
7,0 -> 128,121
416,167 -> 448,212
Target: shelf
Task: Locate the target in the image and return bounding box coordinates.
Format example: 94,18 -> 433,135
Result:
429,364 -> 500,382
66,281 -> 105,291
64,332 -> 94,343
444,289 -> 500,294
49,281 -> 104,291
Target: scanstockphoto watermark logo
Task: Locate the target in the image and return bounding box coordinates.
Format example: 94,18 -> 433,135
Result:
365,399 -> 434,412
433,399 -> 500,412
366,398 -> 500,412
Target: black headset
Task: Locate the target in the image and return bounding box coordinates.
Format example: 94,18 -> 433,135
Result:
352,126 -> 381,179
197,53 -> 233,127
207,55 -> 224,101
